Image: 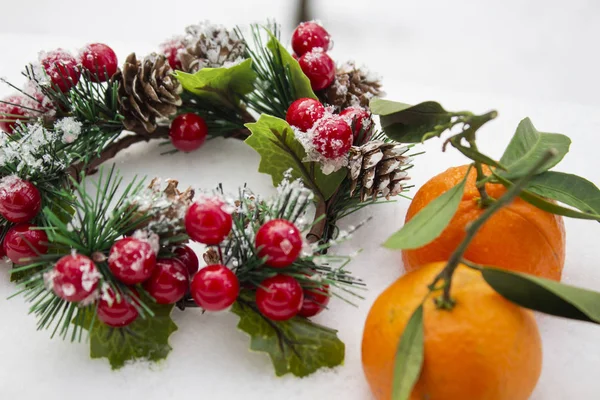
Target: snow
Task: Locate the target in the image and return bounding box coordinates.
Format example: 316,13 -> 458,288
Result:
1,1 -> 600,399
55,117 -> 82,144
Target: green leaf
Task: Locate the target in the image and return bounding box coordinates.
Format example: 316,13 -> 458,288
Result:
526,171 -> 600,216
174,59 -> 257,104
86,303 -> 178,369
452,141 -> 507,171
369,98 -> 451,143
392,305 -> 424,400
482,267 -> 600,323
245,114 -> 345,200
266,34 -> 317,100
499,118 -> 571,179
493,173 -> 600,220
384,170 -> 468,249
231,298 -> 345,377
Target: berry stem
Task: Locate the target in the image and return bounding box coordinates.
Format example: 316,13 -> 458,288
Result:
430,148 -> 558,307
468,138 -> 494,208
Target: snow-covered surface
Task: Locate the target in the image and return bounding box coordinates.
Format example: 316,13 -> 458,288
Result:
1,0 -> 599,399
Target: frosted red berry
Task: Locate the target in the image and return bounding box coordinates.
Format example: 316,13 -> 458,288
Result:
256,275 -> 303,321
312,115 -> 353,159
3,224 -> 48,264
169,113 -> 208,152
298,49 -> 335,91
0,95 -> 28,134
255,219 -> 303,268
191,264 -> 239,311
185,199 -> 232,245
80,43 -> 118,82
299,284 -> 330,318
339,106 -> 373,143
291,22 -> 331,56
174,245 -> 199,275
97,288 -> 139,328
108,237 -> 156,285
0,176 -> 42,223
286,98 -> 325,132
40,49 -> 81,92
143,258 -> 189,304
49,254 -> 100,302
160,37 -> 185,70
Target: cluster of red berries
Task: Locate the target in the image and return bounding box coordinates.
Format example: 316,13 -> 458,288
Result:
286,97 -> 373,159
168,113 -> 209,153
47,236 -> 199,328
184,197 -> 330,321
292,22 -> 335,92
0,176 -> 48,264
0,43 -> 118,135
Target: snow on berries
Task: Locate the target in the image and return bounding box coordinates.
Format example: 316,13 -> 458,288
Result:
286,98 -> 325,132
79,43 -> 118,82
291,21 -> 332,56
185,196 -> 233,245
108,237 -> 157,285
97,286 -> 139,327
39,49 -> 81,92
46,253 -> 101,303
143,258 -> 189,304
0,175 -> 42,223
298,48 -> 336,91
255,219 -> 303,268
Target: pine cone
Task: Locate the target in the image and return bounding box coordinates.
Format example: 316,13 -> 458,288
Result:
179,23 -> 245,73
113,53 -> 182,133
348,141 -> 411,202
319,61 -> 383,110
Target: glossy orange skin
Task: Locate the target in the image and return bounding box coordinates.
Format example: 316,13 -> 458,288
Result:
362,262 -> 542,400
402,165 -> 566,280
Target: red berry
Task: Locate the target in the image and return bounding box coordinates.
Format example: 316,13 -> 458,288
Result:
3,224 -> 48,264
298,49 -> 335,91
108,237 -> 156,285
143,258 -> 189,304
169,113 -> 208,152
48,254 -> 100,302
191,264 -> 239,311
255,219 -> 303,268
256,275 -> 303,321
80,43 -> 118,82
40,49 -> 81,92
286,98 -> 325,132
291,22 -> 331,56
185,199 -> 232,245
299,285 -> 330,318
0,95 -> 28,134
160,37 -> 185,70
339,106 -> 373,143
0,176 -> 42,223
97,287 -> 139,328
312,115 -> 353,159
174,245 -> 199,275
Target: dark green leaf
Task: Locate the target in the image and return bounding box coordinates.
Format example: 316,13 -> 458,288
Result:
494,173 -> 600,220
392,305 -> 424,400
266,34 -> 317,100
499,118 -> 571,179
482,267 -> 600,323
174,59 -> 257,104
245,114 -> 345,200
369,98 -> 451,143
231,298 -> 344,377
86,303 -> 178,369
526,171 -> 600,216
384,170 -> 468,249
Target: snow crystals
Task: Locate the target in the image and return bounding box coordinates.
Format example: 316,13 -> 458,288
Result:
55,117 -> 82,144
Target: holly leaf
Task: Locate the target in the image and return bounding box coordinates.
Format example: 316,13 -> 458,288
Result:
266,33 -> 317,100
499,118 -> 571,179
369,98 -> 451,143
392,305 -> 424,400
384,169 -> 469,249
482,267 -> 600,323
525,171 -> 600,217
85,303 -> 178,369
231,298 -> 344,377
174,59 -> 257,104
245,114 -> 345,200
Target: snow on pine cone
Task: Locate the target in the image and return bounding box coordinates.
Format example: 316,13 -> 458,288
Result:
348,141 -> 411,202
319,61 -> 383,110
179,23 -> 246,73
112,53 -> 182,133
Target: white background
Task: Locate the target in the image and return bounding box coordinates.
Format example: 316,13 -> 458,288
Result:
1,0 -> 599,399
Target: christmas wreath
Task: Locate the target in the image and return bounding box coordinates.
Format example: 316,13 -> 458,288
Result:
0,21 -> 412,374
